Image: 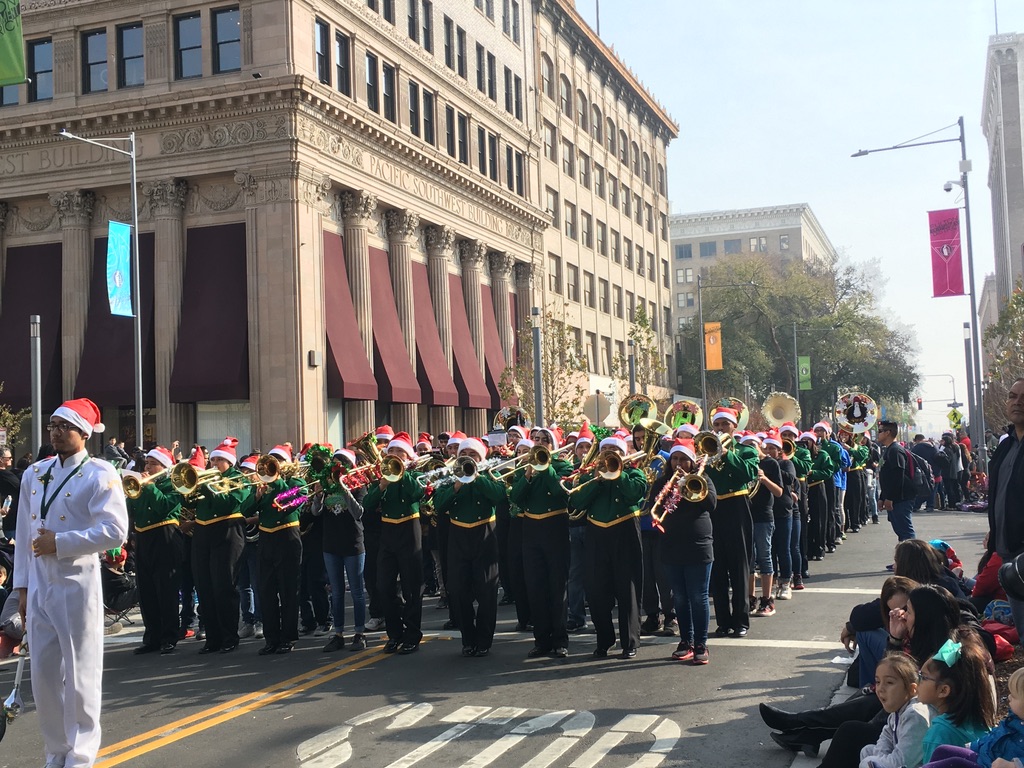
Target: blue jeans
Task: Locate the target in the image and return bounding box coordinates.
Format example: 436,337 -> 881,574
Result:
323,552 -> 367,634
668,562 -> 712,647
238,540 -> 261,624
887,499 -> 916,541
752,521 -> 774,575
771,515 -> 793,581
567,526 -> 587,626
855,628 -> 889,688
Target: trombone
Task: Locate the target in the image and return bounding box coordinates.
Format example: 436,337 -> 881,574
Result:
255,455 -> 308,483
122,467 -> 170,499
169,462 -> 224,497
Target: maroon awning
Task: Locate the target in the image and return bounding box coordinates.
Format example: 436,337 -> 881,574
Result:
411,262 -> 459,407
74,233 -> 156,406
168,223 -> 249,403
0,243 -> 63,411
480,285 -> 508,409
324,232 -> 377,401
447,274 -> 490,409
369,247 -> 420,404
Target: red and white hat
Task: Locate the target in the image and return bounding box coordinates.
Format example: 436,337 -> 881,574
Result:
763,431 -> 783,450
240,454 -> 260,472
670,439 -> 697,464
447,430 -> 468,447
387,432 -> 416,460
739,433 -> 761,446
516,438 -> 535,451
534,427 -> 561,449
333,448 -> 357,466
576,423 -> 595,446
269,444 -> 292,462
779,422 -> 800,437
674,424 -> 699,438
415,432 -> 433,451
375,425 -> 395,442
210,436 -> 240,465
798,431 -> 817,443
145,446 -> 176,469
508,425 -> 528,440
813,421 -> 832,434
614,428 -> 631,440
188,445 -> 207,469
709,407 -> 738,425
458,438 -> 487,462
599,436 -> 628,454
52,398 -> 105,438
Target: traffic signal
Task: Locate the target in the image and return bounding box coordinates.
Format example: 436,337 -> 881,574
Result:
916,397 -> 923,411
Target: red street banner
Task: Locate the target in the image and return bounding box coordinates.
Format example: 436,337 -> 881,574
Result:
928,208 -> 965,297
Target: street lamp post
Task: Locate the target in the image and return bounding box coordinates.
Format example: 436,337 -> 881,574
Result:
851,116 -> 987,469
57,129 -> 143,449
30,315 -> 41,454
532,306 -> 543,427
627,340 -> 636,395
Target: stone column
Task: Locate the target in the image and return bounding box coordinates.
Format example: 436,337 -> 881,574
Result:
50,190 -> 95,399
385,209 -> 420,434
0,202 -> 8,317
144,179 -> 193,448
489,252 -> 515,363
514,261 -> 536,333
341,191 -> 378,438
459,240 -> 488,437
425,225 -> 456,434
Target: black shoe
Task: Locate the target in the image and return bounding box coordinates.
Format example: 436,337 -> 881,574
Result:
499,594 -> 515,606
258,643 -> 278,656
133,644 -> 160,655
275,642 -> 294,654
759,703 -> 804,732
811,555 -> 823,561
462,646 -> 477,657
299,624 -> 316,636
714,626 -> 730,637
323,634 -> 346,653
639,616 -> 661,635
219,642 -> 239,654
620,647 -> 637,659
383,639 -> 401,654
198,644 -> 221,655
769,730 -> 820,757
825,546 -> 836,554
592,647 -> 608,658
551,647 -> 568,658
528,646 -> 550,658
443,619 -> 458,630
436,597 -> 449,609
472,648 -> 489,657
398,642 -> 419,655
731,627 -> 748,638
871,517 -> 879,524
515,622 -> 530,632
160,643 -> 176,654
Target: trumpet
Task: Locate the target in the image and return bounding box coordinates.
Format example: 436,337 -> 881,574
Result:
564,449 -> 645,494
453,455 -> 479,484
122,467 -> 170,499
381,455 -> 409,483
694,431 -> 726,466
255,455 -> 307,483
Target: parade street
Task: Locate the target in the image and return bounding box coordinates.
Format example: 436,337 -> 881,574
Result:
0,510 -> 987,768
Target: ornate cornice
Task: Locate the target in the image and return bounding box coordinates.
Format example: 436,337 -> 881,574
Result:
143,179 -> 189,218
489,252 -> 515,280
160,116 -> 289,156
425,225 -> 456,256
49,190 -> 95,227
340,191 -> 378,225
385,209 -> 420,243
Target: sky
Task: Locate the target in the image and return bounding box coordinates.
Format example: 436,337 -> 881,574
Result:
573,0 -> 1022,436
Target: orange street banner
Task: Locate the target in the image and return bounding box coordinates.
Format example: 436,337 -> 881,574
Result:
704,322 -> 722,371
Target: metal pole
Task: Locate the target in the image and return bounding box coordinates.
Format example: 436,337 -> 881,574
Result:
959,116 -> 987,469
627,340 -> 636,395
130,132 -> 144,451
697,274 -> 707,412
595,389 -> 601,427
30,315 -> 41,454
531,306 -> 543,427
964,322 -> 976,438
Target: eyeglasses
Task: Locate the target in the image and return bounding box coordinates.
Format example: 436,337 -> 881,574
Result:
45,422 -> 75,433
917,670 -> 941,684
0,455 -> 11,461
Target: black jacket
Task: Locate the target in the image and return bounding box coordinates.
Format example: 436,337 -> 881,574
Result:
988,426 -> 1024,557
878,442 -> 914,502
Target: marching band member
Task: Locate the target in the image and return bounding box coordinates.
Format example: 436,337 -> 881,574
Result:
703,407 -> 759,638
813,421 -> 846,553
375,425 -> 395,450
14,398 -> 129,768
743,433 -> 783,618
567,426 -> 595,632
129,445 -> 184,655
432,438 -> 505,657
763,433 -> 797,602
843,431 -> 870,532
321,448 -> 367,652
572,435 -> 647,659
363,432 -> 425,654
507,425 -> 527,452
510,428 -> 573,658
505,439 -> 533,631
414,432 -> 434,456
192,436 -> 251,654
782,423 -> 810,591
801,430 -> 837,563
253,444 -> 306,655
237,453 -> 263,642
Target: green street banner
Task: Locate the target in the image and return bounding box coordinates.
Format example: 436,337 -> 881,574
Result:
798,356 -> 812,391
0,1 -> 25,88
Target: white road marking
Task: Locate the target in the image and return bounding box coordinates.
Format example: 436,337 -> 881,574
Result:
459,711 -> 571,768
478,706 -> 527,725
388,702 -> 433,729
510,711 -> 574,734
458,734 -> 527,767
384,723 -> 478,768
345,702 -> 414,726
297,725 -> 351,762
441,705 -> 492,723
627,718 -> 681,768
611,714 -> 659,733
560,711 -> 597,738
521,711 -> 596,768
568,731 -> 629,768
302,742 -> 352,768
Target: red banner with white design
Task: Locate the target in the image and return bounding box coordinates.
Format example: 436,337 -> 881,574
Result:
928,208 -> 964,297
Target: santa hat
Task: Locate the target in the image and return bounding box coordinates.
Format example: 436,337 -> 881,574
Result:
458,438 -> 487,462
763,431 -> 783,450
146,446 -> 176,469
415,432 -> 433,450
798,431 -> 817,443
813,421 -> 832,434
577,422 -> 595,445
779,422 -> 800,436
739,433 -> 761,446
614,428 -> 631,440
670,439 -> 697,464
709,407 -> 738,425
188,445 -> 207,469
447,430 -> 468,446
516,438 -> 535,451
269,444 -> 292,462
566,431 -> 580,441
508,425 -> 528,440
535,427 -> 561,449
240,454 -> 260,472
375,425 -> 395,442
674,424 -> 699,438
600,436 -> 628,454
52,398 -> 105,438
210,436 -> 240,465
387,432 -> 416,459
333,448 -> 357,466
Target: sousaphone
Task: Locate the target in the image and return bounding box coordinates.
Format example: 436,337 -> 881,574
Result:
619,394 -> 658,428
493,405 -> 531,431
834,392 -> 877,434
709,397 -> 749,431
663,399 -> 703,431
761,391 -> 802,428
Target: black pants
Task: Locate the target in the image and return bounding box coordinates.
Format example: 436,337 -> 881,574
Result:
447,521 -> 499,651
710,495 -> 752,632
641,530 -> 674,621
584,518 -> 642,653
507,515 -> 531,627
179,533 -> 199,630
807,482 -> 828,559
363,514 -> 383,619
825,482 -> 839,547
798,480 -> 809,577
495,503 -> 511,598
192,519 -> 244,649
436,512 -> 456,623
299,542 -> 330,629
136,524 -> 184,648
378,519 -> 424,645
259,528 -> 302,647
845,471 -> 865,529
522,515 -> 569,651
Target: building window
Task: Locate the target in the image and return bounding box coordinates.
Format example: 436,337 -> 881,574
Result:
409,81 -> 421,137
664,307 -> 672,336
545,187 -> 559,226
581,212 -> 592,248
445,106 -> 456,156
27,39 -> 53,101
486,52 -> 496,101
315,19 -> 331,84
724,238 -> 741,254
212,7 -> 241,75
566,264 -> 579,302
611,230 -> 621,263
485,0 -> 495,19
750,236 -> 767,253
676,293 -> 686,309
649,252 -> 656,281
475,44 -> 485,92
579,152 -> 590,188
613,286 -> 623,317
478,126 -> 487,174
514,151 -> 524,196
513,74 -> 522,120
504,66 -> 513,113
548,253 -> 562,294
408,0 -> 419,42
456,27 -> 467,78
422,1 -> 433,51
564,202 -> 577,240
599,279 -> 609,312
607,118 -> 616,155
619,130 -> 628,164
543,121 -> 556,161
662,258 -> 669,288
609,175 -> 618,207
675,269 -> 685,284
780,234 -> 790,250
174,14 -> 202,79
117,24 -> 144,89
699,241 -> 717,258
502,0 -> 511,34
637,249 -> 645,276
624,238 -> 633,269
488,133 -> 498,181
511,0 -> 521,42
596,221 -> 607,256
645,203 -> 654,233
383,0 -> 395,24
627,291 -> 635,321
649,302 -> 657,332
634,193 -> 642,224
584,271 -> 595,307
457,112 -> 468,164
422,91 -> 435,144
661,213 -> 668,241
506,146 -> 515,192
0,85 -> 16,107
82,29 -> 108,94
576,91 -> 588,129
602,336 -> 613,375
559,75 -> 572,116
594,164 -> 605,198
365,52 -> 379,112
540,54 -> 553,99
622,185 -> 631,217
335,32 -> 351,96
592,105 -> 603,142
675,243 -> 692,259
642,153 -> 651,186
585,332 -> 597,371
382,62 -> 396,122
631,142 -> 640,176
443,16 -> 454,68
561,139 -> 574,177
657,163 -> 666,194
686,292 -> 695,307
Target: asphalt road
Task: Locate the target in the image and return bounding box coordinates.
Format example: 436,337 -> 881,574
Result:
0,508 -> 990,768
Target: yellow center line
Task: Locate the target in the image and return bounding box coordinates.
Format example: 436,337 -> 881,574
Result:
95,644 -> 400,766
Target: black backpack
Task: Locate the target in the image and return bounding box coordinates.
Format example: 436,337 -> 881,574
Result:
907,449 -> 935,498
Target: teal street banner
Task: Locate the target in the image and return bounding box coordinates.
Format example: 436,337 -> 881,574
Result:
106,221 -> 133,317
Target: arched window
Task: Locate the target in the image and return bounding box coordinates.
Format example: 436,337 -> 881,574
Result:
591,105 -> 602,142
641,151 -> 651,184
576,90 -> 588,129
619,130 -> 628,164
606,118 -> 616,154
559,75 -> 572,117
657,163 -> 665,194
540,54 -> 554,100
631,143 -> 640,175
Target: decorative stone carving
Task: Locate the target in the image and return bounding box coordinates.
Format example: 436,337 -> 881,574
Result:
459,240 -> 487,270
189,182 -> 243,215
340,191 -> 378,225
242,7 -> 254,64
385,210 -> 420,243
143,179 -> 189,218
299,119 -> 365,167
161,117 -> 288,155
49,190 -> 95,227
300,174 -> 333,213
425,225 -> 456,256
514,261 -> 536,286
234,171 -> 288,206
5,203 -> 58,235
0,202 -> 8,233
489,252 -> 515,279
145,22 -> 168,81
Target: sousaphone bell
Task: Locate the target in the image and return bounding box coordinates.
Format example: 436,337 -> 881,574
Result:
834,392 -> 878,434
761,391 -> 802,428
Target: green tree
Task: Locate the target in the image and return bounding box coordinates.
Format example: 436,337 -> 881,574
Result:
0,383 -> 29,451
611,304 -> 667,400
499,302 -> 589,426
983,285 -> 1024,429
